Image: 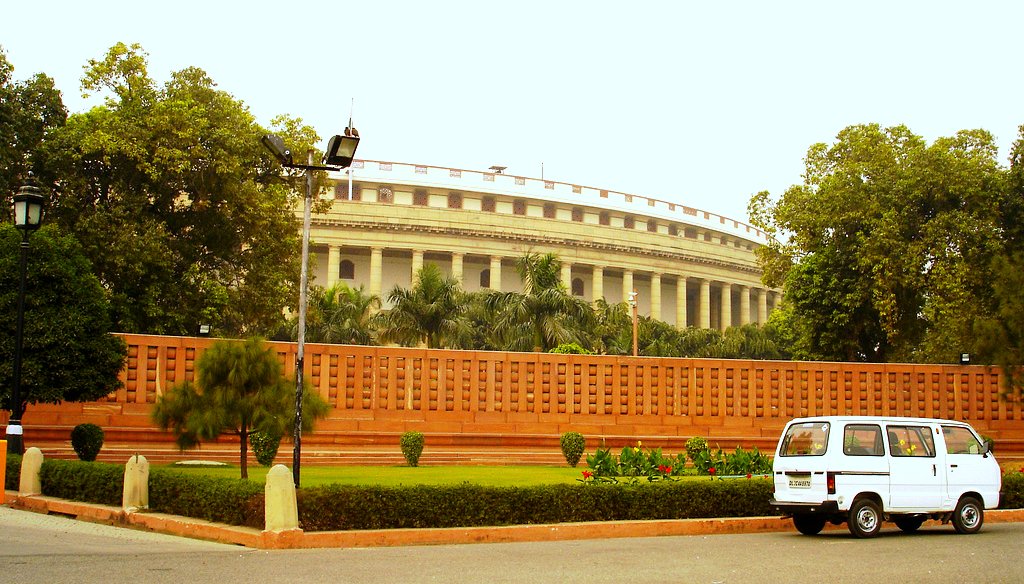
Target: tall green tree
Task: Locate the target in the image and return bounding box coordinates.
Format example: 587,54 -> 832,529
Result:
376,263 -> 468,349
296,282 -> 379,345
0,224 -> 126,427
42,43 -> 320,336
486,253 -> 595,352
0,46 -> 67,210
152,337 -> 328,479
750,124 -> 1006,363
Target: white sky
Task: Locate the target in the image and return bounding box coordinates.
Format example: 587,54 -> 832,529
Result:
2,0 -> 1021,222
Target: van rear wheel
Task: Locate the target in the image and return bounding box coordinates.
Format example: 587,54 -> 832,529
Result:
952,497 -> 983,534
848,498 -> 882,538
793,514 -> 826,535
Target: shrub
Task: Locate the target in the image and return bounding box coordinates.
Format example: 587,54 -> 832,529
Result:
685,436 -> 709,464
400,431 -> 425,467
585,443 -> 688,482
70,423 -> 105,462
5,453 -> 21,490
549,343 -> 594,355
1001,469 -> 1024,509
560,432 -> 586,467
249,431 -> 282,467
149,469 -> 264,528
297,479 -> 775,531
39,459 -> 123,505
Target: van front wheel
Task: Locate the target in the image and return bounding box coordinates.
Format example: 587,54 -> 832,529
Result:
952,497 -> 983,534
793,514 -> 826,535
848,499 -> 882,538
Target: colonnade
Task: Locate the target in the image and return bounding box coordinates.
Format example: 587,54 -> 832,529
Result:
321,245 -> 779,330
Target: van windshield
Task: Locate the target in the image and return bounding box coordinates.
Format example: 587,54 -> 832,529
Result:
780,421 -> 829,456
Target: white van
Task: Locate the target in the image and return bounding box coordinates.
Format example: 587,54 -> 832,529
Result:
770,416 -> 1001,538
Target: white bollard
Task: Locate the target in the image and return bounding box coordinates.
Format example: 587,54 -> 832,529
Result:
19,447 -> 43,496
264,464 -> 299,532
122,454 -> 149,512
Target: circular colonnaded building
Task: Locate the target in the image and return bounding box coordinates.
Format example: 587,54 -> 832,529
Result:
310,160 -> 780,329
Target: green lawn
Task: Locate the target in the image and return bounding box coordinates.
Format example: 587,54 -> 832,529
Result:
159,464 -> 589,487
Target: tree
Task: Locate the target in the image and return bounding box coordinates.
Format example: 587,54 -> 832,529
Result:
376,263 -> 468,348
0,224 -> 126,427
0,46 -> 67,212
750,124 -> 1007,363
295,282 -> 379,345
486,253 -> 596,352
152,337 -> 328,479
42,43 -> 322,336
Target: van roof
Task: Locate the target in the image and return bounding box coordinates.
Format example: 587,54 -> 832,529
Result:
784,415 -> 971,426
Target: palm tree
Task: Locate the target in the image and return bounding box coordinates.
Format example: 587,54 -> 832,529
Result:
297,282 -> 379,345
376,263 -> 468,348
593,298 -> 632,355
486,253 -> 596,352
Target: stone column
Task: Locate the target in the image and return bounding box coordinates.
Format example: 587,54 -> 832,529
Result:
676,277 -> 687,329
623,269 -> 634,302
740,285 -> 751,326
699,279 -> 711,329
451,252 -> 464,287
411,249 -> 424,285
757,288 -> 768,324
650,273 -> 662,321
592,266 -> 604,302
326,245 -> 340,288
369,247 -> 383,298
264,464 -> 299,532
489,256 -> 502,291
720,282 -> 732,331
561,261 -> 572,289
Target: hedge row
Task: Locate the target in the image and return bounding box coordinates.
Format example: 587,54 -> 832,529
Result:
5,454 -> 21,491
296,479 -> 775,531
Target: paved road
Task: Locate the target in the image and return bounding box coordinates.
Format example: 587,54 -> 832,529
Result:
2,506 -> 1023,583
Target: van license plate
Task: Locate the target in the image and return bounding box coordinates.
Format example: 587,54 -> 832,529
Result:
788,474 -> 811,489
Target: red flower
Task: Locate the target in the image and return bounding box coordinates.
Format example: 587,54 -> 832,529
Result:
582,470 -> 593,479
665,466 -> 672,474
709,467 -> 716,475
746,473 -> 752,479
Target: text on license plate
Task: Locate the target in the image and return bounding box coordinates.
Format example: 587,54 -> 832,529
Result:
788,475 -> 811,489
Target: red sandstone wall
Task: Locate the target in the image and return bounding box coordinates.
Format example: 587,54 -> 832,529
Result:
6,334 -> 1024,459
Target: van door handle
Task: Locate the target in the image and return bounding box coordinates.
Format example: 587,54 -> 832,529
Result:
950,464 -> 958,468
933,464 -> 936,476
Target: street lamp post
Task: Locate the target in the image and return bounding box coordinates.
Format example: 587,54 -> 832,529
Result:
628,290 -> 639,357
7,178 -> 45,455
261,129 -> 360,488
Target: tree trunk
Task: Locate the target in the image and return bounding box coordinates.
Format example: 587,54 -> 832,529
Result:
239,426 -> 248,479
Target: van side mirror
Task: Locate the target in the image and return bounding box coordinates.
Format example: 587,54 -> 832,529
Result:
981,440 -> 993,457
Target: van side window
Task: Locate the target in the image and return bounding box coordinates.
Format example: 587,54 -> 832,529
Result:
942,425 -> 984,455
780,422 -> 829,456
843,424 -> 884,456
887,425 -> 935,457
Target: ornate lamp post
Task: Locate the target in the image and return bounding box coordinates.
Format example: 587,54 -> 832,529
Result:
7,177 -> 45,455
261,128 -> 360,488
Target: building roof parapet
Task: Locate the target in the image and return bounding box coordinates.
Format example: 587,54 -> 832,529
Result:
330,160 -> 769,245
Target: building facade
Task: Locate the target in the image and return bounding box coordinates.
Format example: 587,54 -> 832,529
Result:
309,160 -> 779,329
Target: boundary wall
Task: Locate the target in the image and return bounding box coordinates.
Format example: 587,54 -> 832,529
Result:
5,334 -> 1024,463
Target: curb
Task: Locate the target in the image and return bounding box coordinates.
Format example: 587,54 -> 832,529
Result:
6,490 -> 1024,550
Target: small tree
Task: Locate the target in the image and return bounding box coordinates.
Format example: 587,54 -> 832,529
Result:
560,431 -> 586,467
152,337 -> 328,478
400,431 -> 425,467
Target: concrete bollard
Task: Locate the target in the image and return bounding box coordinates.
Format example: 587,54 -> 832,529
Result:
123,454 -> 150,512
19,447 -> 43,496
264,464 -> 299,532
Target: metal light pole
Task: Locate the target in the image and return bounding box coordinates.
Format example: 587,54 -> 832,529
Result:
7,178 -> 45,455
262,128 -> 360,488
628,290 -> 639,357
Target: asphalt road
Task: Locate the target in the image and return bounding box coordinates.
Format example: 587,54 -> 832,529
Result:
1,506 -> 1022,584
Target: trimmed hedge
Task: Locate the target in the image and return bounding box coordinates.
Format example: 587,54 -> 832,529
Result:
1002,470 -> 1024,509
149,469 -> 264,529
297,478 -> 775,531
5,454 -> 21,490
40,459 -> 123,506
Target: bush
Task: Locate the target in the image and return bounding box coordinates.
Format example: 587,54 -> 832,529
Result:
685,436 -> 709,464
5,453 -> 21,490
1001,469 -> 1024,509
70,423 -> 105,462
149,469 -> 264,528
297,479 -> 775,531
249,431 -> 282,467
400,431 -> 425,467
39,459 -> 123,505
549,343 -> 594,355
560,432 -> 586,467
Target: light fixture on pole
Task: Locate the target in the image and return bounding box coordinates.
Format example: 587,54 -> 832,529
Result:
261,127 -> 360,488
7,177 -> 45,455
628,290 -> 639,357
